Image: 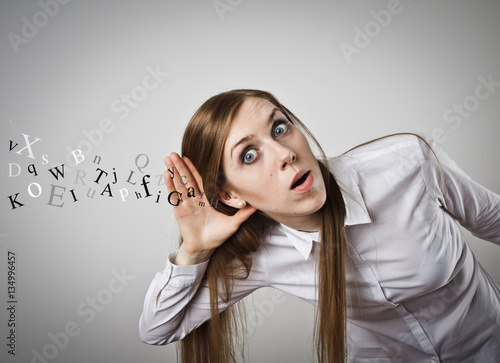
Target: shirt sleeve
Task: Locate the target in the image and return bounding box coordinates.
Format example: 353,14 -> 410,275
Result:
139,249 -> 261,345
418,136 -> 500,244
138,250 -> 210,345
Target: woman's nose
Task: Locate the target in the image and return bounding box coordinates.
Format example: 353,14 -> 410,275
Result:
279,148 -> 296,170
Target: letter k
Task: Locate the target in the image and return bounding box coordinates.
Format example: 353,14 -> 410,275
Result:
146,65 -> 169,83
479,74 -> 500,93
111,268 -> 135,287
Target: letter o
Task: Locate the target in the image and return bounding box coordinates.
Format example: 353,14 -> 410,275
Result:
32,11 -> 49,27
440,289 -> 456,304
429,299 -> 445,316
28,182 -> 42,198
131,86 -> 147,102
365,20 -> 381,37
247,310 -> 263,329
42,343 -> 58,359
96,289 -> 113,306
463,95 -> 479,112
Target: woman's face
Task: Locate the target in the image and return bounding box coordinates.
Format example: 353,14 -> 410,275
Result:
220,97 -> 326,231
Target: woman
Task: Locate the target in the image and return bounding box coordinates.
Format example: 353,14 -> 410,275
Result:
139,89 -> 500,362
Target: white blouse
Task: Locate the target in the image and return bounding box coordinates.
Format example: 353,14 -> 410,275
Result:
139,134 -> 500,362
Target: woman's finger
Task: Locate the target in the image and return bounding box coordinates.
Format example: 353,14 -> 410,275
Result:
169,152 -> 198,194
164,156 -> 187,207
163,156 -> 176,193
183,156 -> 205,195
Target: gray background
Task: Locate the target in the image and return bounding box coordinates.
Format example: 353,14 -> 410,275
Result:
1,0 -> 499,362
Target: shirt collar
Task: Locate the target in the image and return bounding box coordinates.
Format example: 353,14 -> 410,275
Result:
278,223 -> 320,260
328,156 -> 372,226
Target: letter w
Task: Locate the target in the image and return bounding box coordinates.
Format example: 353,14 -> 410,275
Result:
48,164 -> 65,180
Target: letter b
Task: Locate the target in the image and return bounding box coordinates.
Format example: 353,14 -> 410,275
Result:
255,298 -> 274,317
38,0 -> 60,17
48,330 -> 69,350
353,27 -> 371,49
370,9 -> 391,27
21,17 -> 39,39
69,149 -> 85,165
83,128 -> 103,146
31,349 -> 49,363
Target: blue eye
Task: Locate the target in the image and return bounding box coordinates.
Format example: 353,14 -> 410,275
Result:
273,121 -> 288,137
242,149 -> 257,164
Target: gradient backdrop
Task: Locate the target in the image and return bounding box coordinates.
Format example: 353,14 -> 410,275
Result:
1,0 -> 499,362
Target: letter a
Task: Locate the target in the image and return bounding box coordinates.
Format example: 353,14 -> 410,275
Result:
213,0 -> 234,21
339,42 -> 361,64
7,32 -> 28,54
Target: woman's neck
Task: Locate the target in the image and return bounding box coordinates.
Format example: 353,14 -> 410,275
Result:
273,210 -> 322,232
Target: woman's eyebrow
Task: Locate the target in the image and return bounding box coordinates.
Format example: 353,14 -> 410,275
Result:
230,108 -> 280,160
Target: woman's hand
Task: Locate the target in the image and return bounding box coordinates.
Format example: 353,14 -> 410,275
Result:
164,153 -> 257,265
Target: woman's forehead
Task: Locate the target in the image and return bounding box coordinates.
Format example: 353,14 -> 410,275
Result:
233,97 -> 275,125
229,98 -> 283,135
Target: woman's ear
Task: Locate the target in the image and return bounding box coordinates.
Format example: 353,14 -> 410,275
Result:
217,189 -> 247,209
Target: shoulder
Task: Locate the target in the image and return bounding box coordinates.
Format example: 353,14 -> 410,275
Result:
328,133 -> 434,176
328,134 -> 445,226
328,133 -> 442,209
337,133 -> 432,162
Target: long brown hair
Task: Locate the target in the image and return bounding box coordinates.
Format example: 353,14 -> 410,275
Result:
180,89 -> 347,362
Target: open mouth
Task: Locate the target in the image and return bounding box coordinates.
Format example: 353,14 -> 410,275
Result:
291,171 -> 311,190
